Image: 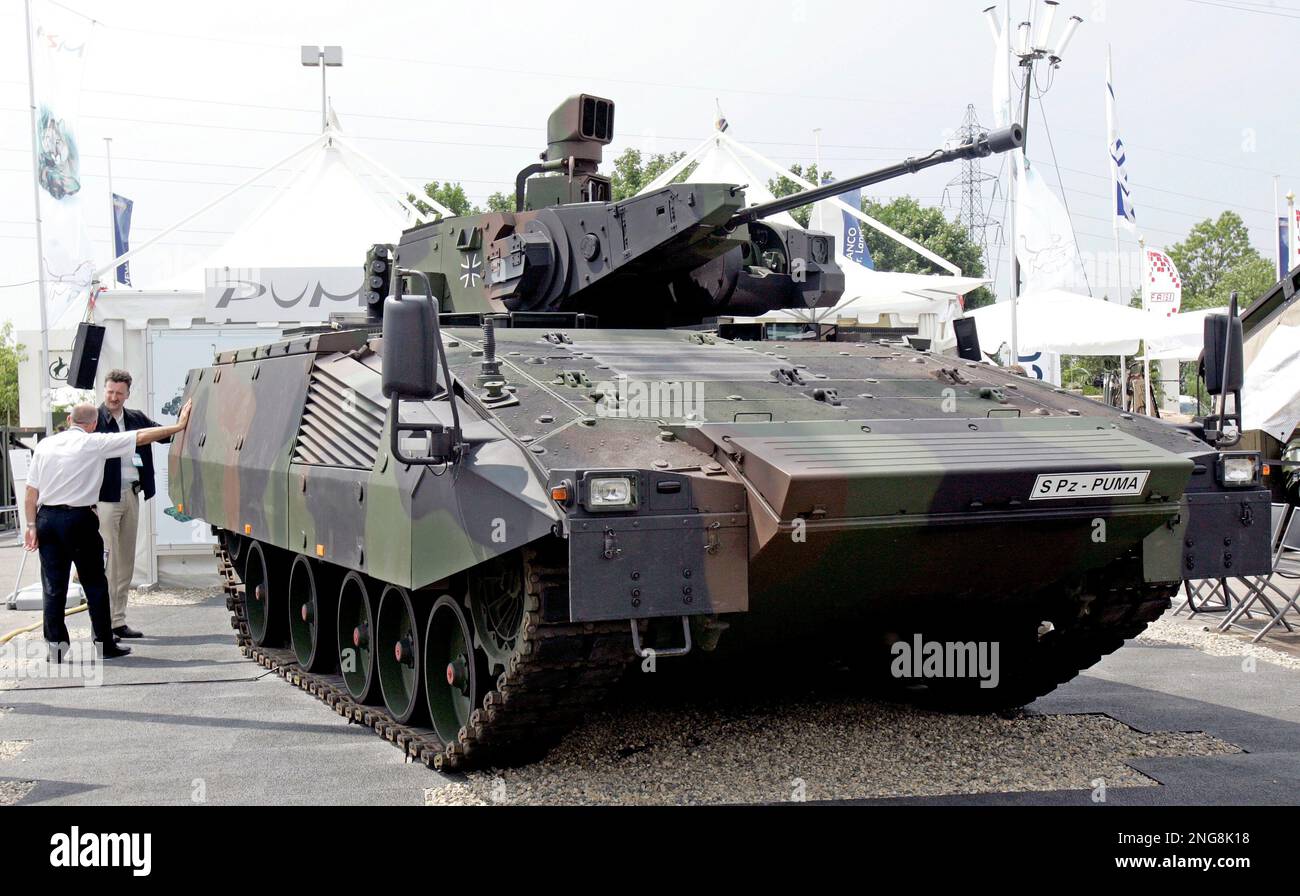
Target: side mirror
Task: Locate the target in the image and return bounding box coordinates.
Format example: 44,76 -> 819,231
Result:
381,294 -> 439,399
381,271 -> 463,465
1200,294 -> 1244,447
1201,312 -> 1243,396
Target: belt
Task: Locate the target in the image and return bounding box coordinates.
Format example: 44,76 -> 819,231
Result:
39,504 -> 95,512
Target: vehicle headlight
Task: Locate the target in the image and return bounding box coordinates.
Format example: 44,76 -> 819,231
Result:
586,475 -> 636,509
1218,454 -> 1258,487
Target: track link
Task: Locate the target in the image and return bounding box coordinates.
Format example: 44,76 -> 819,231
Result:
215,537 -> 630,770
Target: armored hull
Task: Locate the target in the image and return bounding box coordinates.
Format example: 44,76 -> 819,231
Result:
170,321 -> 1271,766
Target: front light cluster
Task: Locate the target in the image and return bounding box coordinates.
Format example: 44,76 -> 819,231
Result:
587,476 -> 635,508
1217,453 -> 1259,488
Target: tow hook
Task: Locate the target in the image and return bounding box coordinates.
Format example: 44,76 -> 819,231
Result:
630,617 -> 693,659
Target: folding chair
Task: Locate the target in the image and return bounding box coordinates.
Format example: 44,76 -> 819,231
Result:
1175,577 -> 1234,616
1218,503 -> 1299,640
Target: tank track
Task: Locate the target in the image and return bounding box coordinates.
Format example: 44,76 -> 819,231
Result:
216,538 -> 630,770
900,564 -> 1178,712
1011,574 -> 1179,704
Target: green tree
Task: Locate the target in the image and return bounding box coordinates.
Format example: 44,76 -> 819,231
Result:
609,149 -> 689,200
859,196 -> 993,309
409,181 -> 477,218
766,163 -> 832,228
485,191 -> 514,213
1166,211 -> 1274,311
0,322 -> 26,426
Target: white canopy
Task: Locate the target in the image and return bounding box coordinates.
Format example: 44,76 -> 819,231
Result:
1144,307 -> 1224,362
957,289 -> 1153,357
759,268 -> 989,324
1242,291 -> 1300,442
61,112 -> 442,325
1242,323 -> 1300,441
188,142 -> 417,274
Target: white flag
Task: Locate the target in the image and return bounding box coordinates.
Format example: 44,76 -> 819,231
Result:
1142,247 -> 1182,317
1015,161 -> 1084,293
994,8 -> 1082,293
30,0 -> 96,324
1106,49 -> 1137,232
992,7 -> 1012,129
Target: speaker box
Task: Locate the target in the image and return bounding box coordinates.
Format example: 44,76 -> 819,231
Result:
953,317 -> 981,362
67,322 -> 106,390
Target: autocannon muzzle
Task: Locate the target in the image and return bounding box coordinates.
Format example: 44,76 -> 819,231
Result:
726,123 -> 1024,228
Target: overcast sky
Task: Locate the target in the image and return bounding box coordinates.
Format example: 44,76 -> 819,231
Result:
2,0 -> 1296,331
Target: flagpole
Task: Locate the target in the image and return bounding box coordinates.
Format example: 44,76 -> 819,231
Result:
24,0 -> 52,436
1274,175 -> 1281,279
1289,191 -> 1297,271
1139,234 -> 1150,415
104,136 -> 114,283
1006,1 -> 1019,368
1115,227 -> 1125,410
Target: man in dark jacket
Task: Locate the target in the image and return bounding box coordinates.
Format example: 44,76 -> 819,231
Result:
96,369 -> 169,639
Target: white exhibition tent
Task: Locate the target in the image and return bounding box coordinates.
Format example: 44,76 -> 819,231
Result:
954,289 -> 1155,357
1144,307 -> 1225,362
19,113 -> 447,585
54,114 -> 444,330
1242,297 -> 1300,443
638,117 -> 987,326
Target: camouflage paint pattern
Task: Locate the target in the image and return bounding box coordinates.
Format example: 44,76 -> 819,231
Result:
170,320 -> 1267,629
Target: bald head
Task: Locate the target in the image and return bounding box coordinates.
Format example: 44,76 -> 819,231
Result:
69,403 -> 97,428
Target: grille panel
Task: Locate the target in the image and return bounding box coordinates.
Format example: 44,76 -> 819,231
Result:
292,365 -> 384,468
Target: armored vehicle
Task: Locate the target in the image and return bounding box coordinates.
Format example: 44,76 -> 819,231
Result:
169,95 -> 1272,769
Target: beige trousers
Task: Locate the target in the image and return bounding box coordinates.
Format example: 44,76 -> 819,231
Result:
97,483 -> 140,628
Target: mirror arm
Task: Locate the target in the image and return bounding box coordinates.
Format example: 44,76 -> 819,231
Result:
388,269 -> 465,466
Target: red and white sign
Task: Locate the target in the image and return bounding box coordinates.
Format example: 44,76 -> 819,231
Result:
1142,248 -> 1182,317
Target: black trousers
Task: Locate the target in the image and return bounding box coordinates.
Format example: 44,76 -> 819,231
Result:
37,505 -> 115,645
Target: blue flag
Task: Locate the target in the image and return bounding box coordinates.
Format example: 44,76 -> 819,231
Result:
837,185 -> 873,270
112,192 -> 132,285
1106,51 -> 1136,232
1280,215 -> 1291,280
813,177 -> 873,270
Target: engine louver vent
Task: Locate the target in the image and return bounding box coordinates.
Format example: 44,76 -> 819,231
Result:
292,366 -> 384,468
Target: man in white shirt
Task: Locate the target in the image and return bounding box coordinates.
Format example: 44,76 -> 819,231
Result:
24,400 -> 191,661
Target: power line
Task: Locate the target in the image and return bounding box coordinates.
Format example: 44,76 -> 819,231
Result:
97,23 -> 955,111
1037,96 -> 1093,296
1180,0 -> 1300,18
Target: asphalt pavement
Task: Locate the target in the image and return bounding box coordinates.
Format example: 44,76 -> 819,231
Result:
1,537 -> 1298,806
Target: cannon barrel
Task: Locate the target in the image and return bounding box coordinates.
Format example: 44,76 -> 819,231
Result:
728,123 -> 1024,227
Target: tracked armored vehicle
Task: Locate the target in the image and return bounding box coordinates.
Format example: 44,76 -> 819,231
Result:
170,95 -> 1273,769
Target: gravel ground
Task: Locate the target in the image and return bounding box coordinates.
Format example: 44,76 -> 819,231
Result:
128,587 -> 212,607
1139,610 -> 1300,672
424,695 -> 1240,806
0,780 -> 35,806
0,740 -> 29,761
0,707 -> 33,806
